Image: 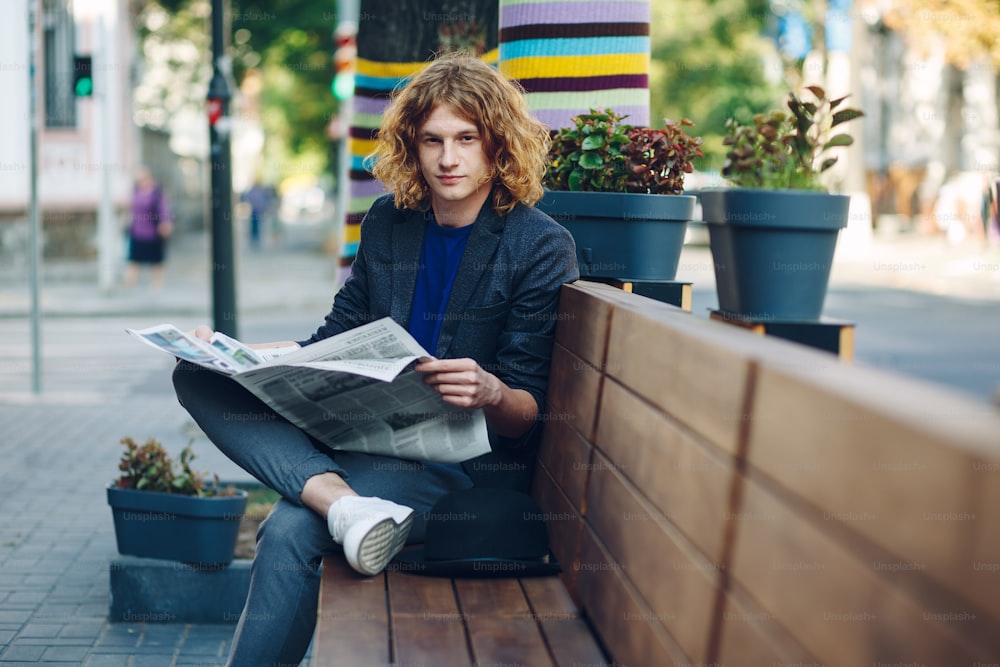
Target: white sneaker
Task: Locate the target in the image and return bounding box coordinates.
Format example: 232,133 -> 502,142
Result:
327,496 -> 414,576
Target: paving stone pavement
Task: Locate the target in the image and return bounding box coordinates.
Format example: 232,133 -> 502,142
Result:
1,225 -> 998,665
1,233 -> 331,666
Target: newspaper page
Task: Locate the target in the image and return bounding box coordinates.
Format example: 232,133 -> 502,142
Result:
126,318 -> 490,464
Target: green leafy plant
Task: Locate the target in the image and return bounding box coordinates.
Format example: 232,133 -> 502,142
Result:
721,86 -> 864,191
115,436 -> 233,497
543,109 -> 704,195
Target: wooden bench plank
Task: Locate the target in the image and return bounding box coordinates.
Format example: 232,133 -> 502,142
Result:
531,460 -> 584,597
605,305 -> 753,457
578,525 -> 689,666
585,452 -> 720,663
715,583 -> 818,666
455,578 -> 555,666
546,343 -> 604,443
314,556 -> 389,667
596,377 -> 733,565
554,282 -> 615,369
520,575 -> 611,666
746,361 -> 1000,625
729,476 -> 993,664
536,407 -> 593,513
387,571 -> 470,666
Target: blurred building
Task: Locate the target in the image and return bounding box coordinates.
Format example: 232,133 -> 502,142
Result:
856,4 -> 999,242
0,0 -> 137,263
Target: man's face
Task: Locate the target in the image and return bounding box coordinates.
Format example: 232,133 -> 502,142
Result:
416,104 -> 492,226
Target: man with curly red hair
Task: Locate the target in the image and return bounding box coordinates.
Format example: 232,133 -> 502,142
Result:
172,52 -> 578,666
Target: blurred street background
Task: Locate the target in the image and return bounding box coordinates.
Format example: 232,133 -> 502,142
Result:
2,0 -> 1000,664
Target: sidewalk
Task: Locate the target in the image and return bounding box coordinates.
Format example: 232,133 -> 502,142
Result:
1,227 -> 999,665
0,230 -> 343,320
0,231 -> 342,666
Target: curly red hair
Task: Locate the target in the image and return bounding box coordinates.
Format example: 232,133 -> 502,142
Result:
368,52 -> 550,216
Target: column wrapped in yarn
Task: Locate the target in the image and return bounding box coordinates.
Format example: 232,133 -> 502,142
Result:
497,0 -> 651,131
339,1 -> 499,268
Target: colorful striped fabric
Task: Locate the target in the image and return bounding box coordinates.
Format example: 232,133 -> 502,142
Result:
340,1 -> 651,266
339,57 -> 425,264
498,0 -> 651,130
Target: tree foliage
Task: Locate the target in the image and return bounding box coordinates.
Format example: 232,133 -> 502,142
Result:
230,1 -> 339,174
649,0 -> 785,170
139,0 -> 999,181
133,1 -> 212,134
879,0 -> 1000,69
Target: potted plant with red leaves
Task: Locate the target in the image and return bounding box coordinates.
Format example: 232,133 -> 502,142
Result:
107,437 -> 247,566
700,86 -> 864,321
538,109 -> 704,281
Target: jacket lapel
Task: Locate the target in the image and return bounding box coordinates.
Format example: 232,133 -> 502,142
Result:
435,204 -> 504,358
390,209 -> 426,328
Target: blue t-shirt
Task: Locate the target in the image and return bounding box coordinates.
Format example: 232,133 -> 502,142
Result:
409,217 -> 474,354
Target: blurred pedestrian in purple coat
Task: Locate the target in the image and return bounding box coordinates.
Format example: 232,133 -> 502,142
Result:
124,166 -> 173,289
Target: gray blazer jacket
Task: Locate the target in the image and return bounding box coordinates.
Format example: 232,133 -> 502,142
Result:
302,194 -> 579,488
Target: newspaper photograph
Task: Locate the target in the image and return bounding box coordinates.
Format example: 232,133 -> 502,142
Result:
126,318 -> 491,464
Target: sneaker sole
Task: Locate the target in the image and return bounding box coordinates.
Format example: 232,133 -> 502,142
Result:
345,511 -> 414,576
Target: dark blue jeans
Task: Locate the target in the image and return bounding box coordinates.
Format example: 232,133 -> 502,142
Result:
172,362 -> 473,666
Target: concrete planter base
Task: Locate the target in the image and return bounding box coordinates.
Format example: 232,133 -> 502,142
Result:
109,555 -> 251,624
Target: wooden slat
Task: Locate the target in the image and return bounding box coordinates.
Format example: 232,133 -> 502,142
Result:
520,575 -> 583,619
595,378 -> 733,565
314,556 -> 389,667
537,407 -> 593,513
729,477 -> 993,664
577,525 -> 689,666
455,578 -> 554,666
605,305 -> 753,456
521,577 -> 611,667
553,282 -> 615,369
746,360 -> 1000,625
387,572 -> 470,666
715,583 -> 818,666
531,460 -> 584,598
546,343 -> 604,443
585,452 -> 720,663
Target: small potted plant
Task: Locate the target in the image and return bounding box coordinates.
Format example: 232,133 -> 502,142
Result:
107,437 -> 248,566
537,109 -> 704,281
700,86 -> 864,321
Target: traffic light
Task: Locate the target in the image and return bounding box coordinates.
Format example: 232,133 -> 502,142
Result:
331,26 -> 356,101
73,55 -> 93,97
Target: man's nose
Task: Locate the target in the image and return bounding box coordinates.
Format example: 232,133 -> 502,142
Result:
440,141 -> 459,166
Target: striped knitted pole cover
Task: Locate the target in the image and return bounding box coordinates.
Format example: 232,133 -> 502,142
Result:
338,2 -> 499,268
338,59 -> 423,267
497,0 -> 651,132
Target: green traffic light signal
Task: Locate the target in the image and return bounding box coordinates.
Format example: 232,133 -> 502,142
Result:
73,55 -> 93,97
332,72 -> 355,101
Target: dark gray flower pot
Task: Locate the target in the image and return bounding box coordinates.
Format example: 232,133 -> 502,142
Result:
700,189 -> 850,321
107,484 -> 248,566
537,190 -> 695,281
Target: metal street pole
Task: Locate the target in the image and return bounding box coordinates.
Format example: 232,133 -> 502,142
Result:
207,0 -> 237,337
27,0 -> 42,393
97,15 -> 116,293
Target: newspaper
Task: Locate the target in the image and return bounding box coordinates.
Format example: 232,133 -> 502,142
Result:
126,318 -> 491,464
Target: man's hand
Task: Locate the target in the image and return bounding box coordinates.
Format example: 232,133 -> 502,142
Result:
415,358 -> 538,437
190,325 -> 214,342
415,358 -> 503,410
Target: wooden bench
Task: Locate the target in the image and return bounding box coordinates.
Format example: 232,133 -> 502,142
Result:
315,280 -> 1000,666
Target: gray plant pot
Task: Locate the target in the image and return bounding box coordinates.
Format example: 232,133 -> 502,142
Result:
700,189 -> 849,321
537,190 -> 695,281
107,484 -> 248,566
